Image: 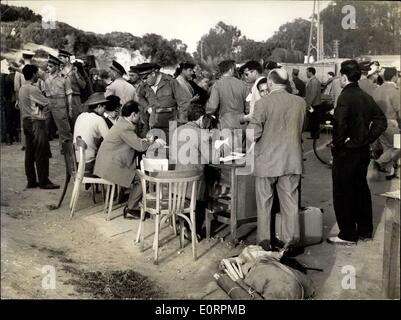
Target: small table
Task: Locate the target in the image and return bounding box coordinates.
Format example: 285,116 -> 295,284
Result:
381,190 -> 400,299
205,161 -> 257,244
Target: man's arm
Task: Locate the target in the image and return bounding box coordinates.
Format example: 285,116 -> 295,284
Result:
205,83 -> 219,115
120,127 -> 151,152
367,96 -> 387,143
246,99 -> 266,142
30,86 -> 49,108
64,77 -> 73,117
332,95 -> 349,148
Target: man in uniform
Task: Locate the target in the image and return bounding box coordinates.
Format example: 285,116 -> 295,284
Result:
44,54 -> 73,150
58,49 -> 86,127
105,60 -> 136,106
134,62 -> 181,143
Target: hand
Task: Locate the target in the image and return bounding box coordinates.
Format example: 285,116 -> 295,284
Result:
147,107 -> 153,114
15,101 -> 20,110
153,138 -> 167,148
146,133 -> 155,144
190,94 -> 200,103
306,105 -> 314,113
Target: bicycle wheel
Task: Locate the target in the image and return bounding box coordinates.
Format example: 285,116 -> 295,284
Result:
313,125 -> 333,167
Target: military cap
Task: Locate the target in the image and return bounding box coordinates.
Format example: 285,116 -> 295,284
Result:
110,60 -> 126,75
134,62 -> 161,75
48,54 -> 63,65
129,65 -> 141,73
58,49 -> 73,58
22,50 -> 35,58
84,92 -> 109,108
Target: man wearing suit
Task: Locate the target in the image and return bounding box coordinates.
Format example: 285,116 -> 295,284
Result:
247,68 -> 306,252
327,60 -> 387,245
94,100 -> 164,219
304,67 -> 322,139
206,60 -> 249,155
372,67 -> 400,179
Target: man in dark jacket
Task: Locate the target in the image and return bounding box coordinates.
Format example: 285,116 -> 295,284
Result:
327,60 -> 387,245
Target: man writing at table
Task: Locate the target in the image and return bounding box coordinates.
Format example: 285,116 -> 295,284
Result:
247,68 -> 306,256
94,100 -> 166,219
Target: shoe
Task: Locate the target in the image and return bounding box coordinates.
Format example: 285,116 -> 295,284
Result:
26,182 -> 38,188
327,236 -> 356,245
39,182 -> 60,190
123,206 -> 140,219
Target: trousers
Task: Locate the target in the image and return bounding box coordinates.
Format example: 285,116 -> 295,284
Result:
23,118 -> 52,186
332,146 -> 372,241
255,174 -> 301,244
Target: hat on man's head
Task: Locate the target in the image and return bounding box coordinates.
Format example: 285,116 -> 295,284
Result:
110,60 -> 126,75
84,92 -> 109,109
22,50 -> 35,59
48,54 -> 63,66
134,62 -> 161,76
58,49 -> 73,58
264,61 -> 282,71
129,65 -> 141,73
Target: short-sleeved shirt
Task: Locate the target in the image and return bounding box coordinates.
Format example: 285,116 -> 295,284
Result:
44,72 -> 72,98
18,83 -> 49,120
73,112 -> 110,163
105,77 -> 136,105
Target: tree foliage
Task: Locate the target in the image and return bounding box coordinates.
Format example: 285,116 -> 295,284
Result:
320,0 -> 401,57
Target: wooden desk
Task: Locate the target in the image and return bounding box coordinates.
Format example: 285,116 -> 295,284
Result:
205,162 -> 257,243
381,190 -> 400,299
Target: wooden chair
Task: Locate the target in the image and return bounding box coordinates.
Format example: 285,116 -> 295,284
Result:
135,169 -> 202,265
70,137 -> 116,220
55,139 -> 100,209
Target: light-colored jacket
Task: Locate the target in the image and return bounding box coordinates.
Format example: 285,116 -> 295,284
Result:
305,76 -> 322,107
94,117 -> 150,188
247,89 -> 306,177
372,82 -> 400,121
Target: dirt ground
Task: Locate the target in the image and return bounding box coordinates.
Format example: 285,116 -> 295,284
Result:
1,136 -> 400,299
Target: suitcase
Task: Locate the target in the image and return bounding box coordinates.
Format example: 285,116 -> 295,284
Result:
275,207 -> 323,246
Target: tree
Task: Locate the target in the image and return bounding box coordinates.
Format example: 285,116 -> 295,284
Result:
196,21 -> 242,63
320,1 -> 400,57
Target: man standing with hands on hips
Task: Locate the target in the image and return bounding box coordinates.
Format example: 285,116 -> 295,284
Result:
327,60 -> 386,245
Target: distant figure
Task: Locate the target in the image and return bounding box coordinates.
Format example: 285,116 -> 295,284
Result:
304,67 -> 322,139
372,67 -> 400,179
358,61 -> 379,96
292,68 -> 305,97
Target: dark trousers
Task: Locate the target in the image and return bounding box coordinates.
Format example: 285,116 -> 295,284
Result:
308,104 -> 322,138
332,146 -> 373,241
23,118 -> 52,186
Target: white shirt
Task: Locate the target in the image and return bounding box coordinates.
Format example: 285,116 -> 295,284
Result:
73,112 -> 109,163
244,76 -> 266,121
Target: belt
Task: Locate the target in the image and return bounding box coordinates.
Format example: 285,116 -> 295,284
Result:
49,95 -> 67,99
155,107 -> 177,113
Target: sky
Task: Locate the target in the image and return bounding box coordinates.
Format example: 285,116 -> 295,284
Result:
7,0 -> 330,53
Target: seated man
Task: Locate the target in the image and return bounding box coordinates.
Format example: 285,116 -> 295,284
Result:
73,92 -> 110,173
94,100 -> 164,219
103,95 -> 121,128
170,105 -> 218,238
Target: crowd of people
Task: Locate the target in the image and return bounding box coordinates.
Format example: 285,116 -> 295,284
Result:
2,47 -> 400,254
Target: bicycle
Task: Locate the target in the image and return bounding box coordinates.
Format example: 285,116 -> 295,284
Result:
313,112 -> 334,168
